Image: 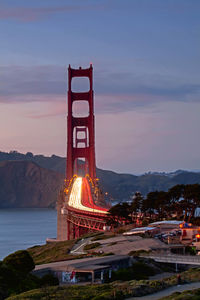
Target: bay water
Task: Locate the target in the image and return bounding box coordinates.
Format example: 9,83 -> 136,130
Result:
0,208 -> 57,260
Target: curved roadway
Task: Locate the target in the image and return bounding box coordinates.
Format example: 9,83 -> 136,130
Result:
68,177 -> 107,214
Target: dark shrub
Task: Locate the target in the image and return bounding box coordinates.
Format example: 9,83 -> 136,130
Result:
0,262 -> 19,287
185,246 -> 196,256
112,268 -> 134,281
111,262 -> 156,281
0,288 -> 8,300
131,262 -> 155,280
0,252 -> 41,299
20,273 -> 41,290
3,250 -> 35,276
0,262 -> 19,295
40,274 -> 59,286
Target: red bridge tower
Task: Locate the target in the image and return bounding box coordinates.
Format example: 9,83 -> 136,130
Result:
66,64 -> 96,180
57,65 -> 108,241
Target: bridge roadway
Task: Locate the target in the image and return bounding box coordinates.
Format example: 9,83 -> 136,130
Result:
62,177 -> 108,236
142,254 -> 200,266
67,177 -> 107,215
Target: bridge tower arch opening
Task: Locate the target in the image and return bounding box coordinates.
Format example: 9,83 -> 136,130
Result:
73,126 -> 89,177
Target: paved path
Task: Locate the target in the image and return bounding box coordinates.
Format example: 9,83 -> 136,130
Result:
91,235 -> 168,255
70,237 -> 91,255
128,281 -> 200,300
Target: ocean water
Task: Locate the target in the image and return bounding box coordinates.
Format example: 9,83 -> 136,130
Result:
0,208 -> 57,260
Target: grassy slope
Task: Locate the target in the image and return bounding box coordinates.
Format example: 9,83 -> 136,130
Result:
28,240 -> 77,265
28,232 -> 108,265
7,268 -> 200,300
6,285 -> 112,300
160,288 -> 200,300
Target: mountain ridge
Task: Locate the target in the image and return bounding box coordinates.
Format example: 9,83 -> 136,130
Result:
0,151 -> 199,208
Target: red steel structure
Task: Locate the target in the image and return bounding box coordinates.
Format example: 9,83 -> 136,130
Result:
66,64 -> 96,181
57,65 -> 109,241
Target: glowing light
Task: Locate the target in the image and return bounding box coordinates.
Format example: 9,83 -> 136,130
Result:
68,177 -> 83,210
68,177 -> 107,214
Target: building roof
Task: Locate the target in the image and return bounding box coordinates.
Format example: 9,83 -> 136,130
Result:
149,220 -> 183,226
123,227 -> 157,235
34,255 -> 130,273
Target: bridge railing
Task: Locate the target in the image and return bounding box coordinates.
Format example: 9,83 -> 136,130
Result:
142,254 -> 200,264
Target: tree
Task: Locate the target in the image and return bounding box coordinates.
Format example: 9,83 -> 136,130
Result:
3,250 -> 35,277
154,191 -> 169,219
168,184 -> 185,202
141,191 -> 169,220
183,184 -> 200,221
168,184 -> 185,219
142,191 -> 157,219
0,261 -> 19,297
130,192 -> 143,221
107,202 -> 131,227
26,152 -> 33,158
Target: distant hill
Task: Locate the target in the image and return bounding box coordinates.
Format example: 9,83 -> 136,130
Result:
0,151 -> 66,174
0,160 -> 64,208
0,151 -> 200,208
97,168 -> 200,201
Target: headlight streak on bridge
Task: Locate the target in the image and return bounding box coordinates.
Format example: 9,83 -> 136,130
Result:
68,177 -> 107,214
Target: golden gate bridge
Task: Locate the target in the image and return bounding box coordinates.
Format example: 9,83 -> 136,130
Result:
57,65 -> 109,241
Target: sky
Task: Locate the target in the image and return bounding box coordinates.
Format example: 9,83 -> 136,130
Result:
0,0 -> 199,174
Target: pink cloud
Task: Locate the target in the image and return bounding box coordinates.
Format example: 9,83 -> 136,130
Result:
0,5 -> 104,22
0,93 -> 64,104
25,98 -> 66,119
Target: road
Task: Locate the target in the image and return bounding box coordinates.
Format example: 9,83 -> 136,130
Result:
128,281 -> 200,300
70,237 -> 92,255
68,177 -> 107,214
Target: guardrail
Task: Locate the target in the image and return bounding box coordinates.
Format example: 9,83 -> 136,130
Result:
143,254 -> 200,265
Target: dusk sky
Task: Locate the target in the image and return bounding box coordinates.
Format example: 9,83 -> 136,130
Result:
0,0 -> 199,174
